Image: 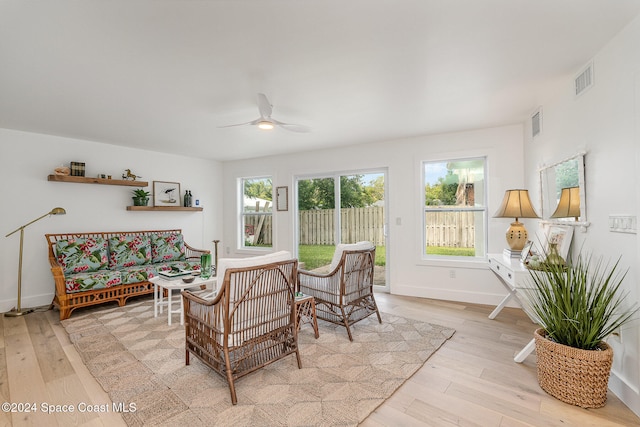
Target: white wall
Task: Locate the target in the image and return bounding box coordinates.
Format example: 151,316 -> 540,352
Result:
0,128 -> 222,312
222,124 -> 526,306
523,15 -> 640,416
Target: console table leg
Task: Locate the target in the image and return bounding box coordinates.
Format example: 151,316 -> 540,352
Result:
488,290 -> 516,319
514,338 -> 535,363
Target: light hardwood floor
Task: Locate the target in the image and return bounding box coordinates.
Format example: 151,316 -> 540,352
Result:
1,294 -> 639,426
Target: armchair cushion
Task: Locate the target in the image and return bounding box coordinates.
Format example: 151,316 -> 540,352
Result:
108,234 -> 151,269
56,237 -> 108,275
216,251 -> 292,284
328,241 -> 374,271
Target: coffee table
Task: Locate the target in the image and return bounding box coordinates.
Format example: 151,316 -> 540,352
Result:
150,275 -> 217,325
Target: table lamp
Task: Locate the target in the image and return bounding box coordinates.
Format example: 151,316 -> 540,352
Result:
493,190 -> 540,256
5,207 -> 66,317
550,187 -> 580,221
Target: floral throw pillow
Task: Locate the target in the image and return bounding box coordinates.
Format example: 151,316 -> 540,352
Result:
151,232 -> 186,263
108,234 -> 151,269
56,237 -> 108,275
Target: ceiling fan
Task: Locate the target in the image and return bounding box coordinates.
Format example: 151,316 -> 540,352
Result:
219,93 -> 310,133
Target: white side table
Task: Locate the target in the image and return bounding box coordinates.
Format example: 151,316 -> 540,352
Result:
487,254 -> 539,363
150,276 -> 217,325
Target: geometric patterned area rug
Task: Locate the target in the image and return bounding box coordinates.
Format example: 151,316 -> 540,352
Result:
61,298 -> 455,426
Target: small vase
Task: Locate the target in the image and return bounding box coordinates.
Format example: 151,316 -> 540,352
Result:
200,254 -> 212,279
545,243 -> 565,266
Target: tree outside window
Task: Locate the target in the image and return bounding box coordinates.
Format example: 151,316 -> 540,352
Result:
241,177 -> 272,248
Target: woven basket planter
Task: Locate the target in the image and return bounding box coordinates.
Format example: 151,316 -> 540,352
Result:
534,328 -> 613,408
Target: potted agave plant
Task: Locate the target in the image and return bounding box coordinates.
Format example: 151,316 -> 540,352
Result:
132,188 -> 151,206
525,251 -> 638,408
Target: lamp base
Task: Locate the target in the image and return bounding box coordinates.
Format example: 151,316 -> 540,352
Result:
4,308 -> 35,317
505,220 -> 529,252
503,248 -> 522,259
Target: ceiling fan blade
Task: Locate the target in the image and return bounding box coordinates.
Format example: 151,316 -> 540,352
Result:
257,93 -> 273,118
273,120 -> 311,133
217,120 -> 256,128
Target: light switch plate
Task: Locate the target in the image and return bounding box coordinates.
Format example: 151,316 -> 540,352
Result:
608,215 -> 637,234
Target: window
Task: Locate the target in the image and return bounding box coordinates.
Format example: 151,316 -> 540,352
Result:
241,177 -> 272,249
423,157 -> 486,258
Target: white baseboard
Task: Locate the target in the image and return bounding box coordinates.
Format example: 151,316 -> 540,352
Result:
610,370 -> 640,418
0,293 -> 54,314
391,284 -> 520,308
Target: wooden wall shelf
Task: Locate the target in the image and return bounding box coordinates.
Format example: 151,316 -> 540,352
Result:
126,206 -> 203,212
48,175 -> 148,187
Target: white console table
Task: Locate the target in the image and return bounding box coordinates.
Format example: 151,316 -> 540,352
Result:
487,253 -> 538,363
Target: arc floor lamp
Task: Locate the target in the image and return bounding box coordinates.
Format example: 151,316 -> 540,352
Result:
4,207 -> 66,317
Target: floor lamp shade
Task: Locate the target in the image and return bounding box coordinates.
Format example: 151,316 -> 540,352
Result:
550,187 -> 580,221
4,207 -> 66,317
493,190 -> 539,252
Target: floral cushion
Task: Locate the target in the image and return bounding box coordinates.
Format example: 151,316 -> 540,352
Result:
108,234 -> 151,269
151,233 -> 186,263
65,270 -> 122,293
117,265 -> 156,284
56,237 -> 108,275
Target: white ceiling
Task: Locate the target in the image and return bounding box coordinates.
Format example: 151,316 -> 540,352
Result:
2,1 -> 639,161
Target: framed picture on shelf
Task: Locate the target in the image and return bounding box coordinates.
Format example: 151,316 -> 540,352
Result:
153,181 -> 181,207
543,223 -> 574,260
520,241 -> 534,264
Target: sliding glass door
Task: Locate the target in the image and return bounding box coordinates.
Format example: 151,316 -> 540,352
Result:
296,170 -> 387,290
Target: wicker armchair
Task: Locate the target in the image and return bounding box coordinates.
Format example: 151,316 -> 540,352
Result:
298,242 -> 381,341
182,252 -> 301,405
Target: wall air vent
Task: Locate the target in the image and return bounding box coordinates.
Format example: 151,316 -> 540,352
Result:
531,108 -> 542,138
575,62 -> 594,97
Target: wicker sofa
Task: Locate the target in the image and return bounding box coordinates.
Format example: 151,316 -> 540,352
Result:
46,229 -> 209,320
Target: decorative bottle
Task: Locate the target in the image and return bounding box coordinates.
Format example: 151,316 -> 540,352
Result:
200,254 -> 212,279
545,242 -> 565,267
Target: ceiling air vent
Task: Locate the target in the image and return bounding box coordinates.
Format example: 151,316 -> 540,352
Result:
575,62 -> 594,97
531,108 -> 542,138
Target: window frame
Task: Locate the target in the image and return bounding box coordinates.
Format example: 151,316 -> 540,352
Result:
421,156 -> 488,261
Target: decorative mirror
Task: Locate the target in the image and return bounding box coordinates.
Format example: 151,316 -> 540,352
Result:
539,152 -> 589,227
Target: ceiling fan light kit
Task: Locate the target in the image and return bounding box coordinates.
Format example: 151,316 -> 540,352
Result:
257,120 -> 275,130
220,93 -> 310,133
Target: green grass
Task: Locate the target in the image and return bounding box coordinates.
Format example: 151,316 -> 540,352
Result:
426,246 -> 475,256
298,245 -> 386,270
298,244 -> 475,269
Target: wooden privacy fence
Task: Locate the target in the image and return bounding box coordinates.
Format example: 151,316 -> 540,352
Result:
245,206 -> 386,246
245,207 -> 475,248
425,211 -> 476,248
299,206 -> 386,246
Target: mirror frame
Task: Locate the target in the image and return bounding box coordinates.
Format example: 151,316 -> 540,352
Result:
538,152 -> 590,229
